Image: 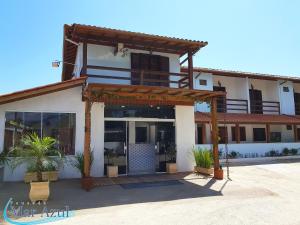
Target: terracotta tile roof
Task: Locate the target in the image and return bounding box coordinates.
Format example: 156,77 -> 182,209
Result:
181,66 -> 300,83
195,112 -> 300,124
0,77 -> 86,105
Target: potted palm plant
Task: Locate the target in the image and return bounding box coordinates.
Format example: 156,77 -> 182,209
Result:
42,162 -> 59,182
70,151 -> 94,190
0,151 -> 10,182
166,143 -> 177,174
11,133 -> 63,202
193,147 -> 213,175
104,148 -> 118,177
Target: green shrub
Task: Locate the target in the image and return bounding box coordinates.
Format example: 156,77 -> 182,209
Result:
193,148 -> 213,169
290,148 -> 298,155
282,148 -> 289,156
230,151 -> 238,158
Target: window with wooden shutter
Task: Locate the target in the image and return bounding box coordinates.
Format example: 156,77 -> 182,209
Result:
231,126 -> 246,141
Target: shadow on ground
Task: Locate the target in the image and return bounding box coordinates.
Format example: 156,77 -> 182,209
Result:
0,176 -> 223,212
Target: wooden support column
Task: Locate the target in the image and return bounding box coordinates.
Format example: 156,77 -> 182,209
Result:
211,97 -> 221,178
82,41 -> 87,75
235,123 -> 240,143
188,50 -> 194,90
84,98 -> 92,177
266,124 -> 270,143
294,124 -> 298,142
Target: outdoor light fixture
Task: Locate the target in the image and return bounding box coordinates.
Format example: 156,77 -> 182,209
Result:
157,106 -> 160,110
52,60 -> 76,68
121,105 -> 125,108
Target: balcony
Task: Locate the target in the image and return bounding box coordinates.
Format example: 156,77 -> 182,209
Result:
215,98 -> 280,114
83,66 -> 191,89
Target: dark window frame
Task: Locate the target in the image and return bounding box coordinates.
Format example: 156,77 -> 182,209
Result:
253,128 -> 266,142
231,126 -> 246,142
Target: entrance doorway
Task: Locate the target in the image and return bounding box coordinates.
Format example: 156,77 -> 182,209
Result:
104,120 -> 175,175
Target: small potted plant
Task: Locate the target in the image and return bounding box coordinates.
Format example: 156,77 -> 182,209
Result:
70,151 -> 94,190
11,133 -> 63,202
193,147 -> 213,175
0,151 -> 10,182
165,143 -> 177,174
104,148 -> 118,177
42,162 -> 59,182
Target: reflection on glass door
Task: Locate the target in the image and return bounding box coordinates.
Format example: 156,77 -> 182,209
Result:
155,122 -> 175,172
104,121 -> 127,175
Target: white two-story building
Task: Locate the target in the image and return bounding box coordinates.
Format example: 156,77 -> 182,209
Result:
0,24 -> 299,182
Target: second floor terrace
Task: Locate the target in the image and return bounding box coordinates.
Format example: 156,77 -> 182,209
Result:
62,24 -> 208,91
188,67 -> 300,116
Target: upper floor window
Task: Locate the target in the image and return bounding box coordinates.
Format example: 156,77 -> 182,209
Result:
4,112 -> 76,155
283,86 -> 289,92
199,79 -> 207,86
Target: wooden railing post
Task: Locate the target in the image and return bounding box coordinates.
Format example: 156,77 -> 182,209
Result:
188,50 -> 194,89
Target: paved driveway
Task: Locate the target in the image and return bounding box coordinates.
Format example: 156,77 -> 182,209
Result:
1,161 -> 300,225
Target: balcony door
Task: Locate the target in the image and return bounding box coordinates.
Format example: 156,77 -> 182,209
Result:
131,53 -> 169,87
294,92 -> 300,115
249,89 -> 263,114
213,86 -> 226,112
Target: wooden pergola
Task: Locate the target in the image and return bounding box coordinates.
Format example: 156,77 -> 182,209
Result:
81,83 -> 225,184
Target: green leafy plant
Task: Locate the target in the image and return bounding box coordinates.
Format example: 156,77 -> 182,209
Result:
229,151 -> 238,159
192,147 -> 213,169
10,133 -> 63,182
166,143 -> 176,163
290,148 -> 298,155
282,148 -> 289,156
70,151 -> 94,178
0,151 -> 10,167
104,148 -> 117,166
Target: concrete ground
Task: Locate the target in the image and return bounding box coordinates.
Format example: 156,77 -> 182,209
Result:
1,160 -> 300,225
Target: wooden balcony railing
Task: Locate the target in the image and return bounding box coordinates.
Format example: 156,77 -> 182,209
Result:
216,98 -> 248,113
83,65 -> 190,89
250,100 -> 280,114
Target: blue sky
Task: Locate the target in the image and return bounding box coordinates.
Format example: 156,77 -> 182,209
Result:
0,0 -> 299,94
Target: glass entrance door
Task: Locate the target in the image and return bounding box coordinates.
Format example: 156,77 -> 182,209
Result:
104,121 -> 127,175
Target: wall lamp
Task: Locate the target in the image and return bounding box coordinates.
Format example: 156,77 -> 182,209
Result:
52,60 -> 76,68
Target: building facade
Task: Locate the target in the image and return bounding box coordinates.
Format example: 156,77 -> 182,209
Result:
0,24 -> 299,181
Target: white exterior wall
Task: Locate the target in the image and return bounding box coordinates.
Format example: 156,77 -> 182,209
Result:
194,72 -> 213,112
196,143 -> 300,158
73,44 -> 181,87
278,80 -> 295,115
175,105 -> 195,172
0,88 -> 106,181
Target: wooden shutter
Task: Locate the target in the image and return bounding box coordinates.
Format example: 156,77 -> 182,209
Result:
218,126 -> 228,144
213,86 -> 226,112
159,56 -> 169,87
249,89 -> 263,114
131,53 -> 140,85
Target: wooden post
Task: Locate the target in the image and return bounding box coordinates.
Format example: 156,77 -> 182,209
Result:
294,124 -> 298,142
211,97 -> 221,179
84,98 -> 92,177
188,50 -> 194,90
266,124 -> 270,143
82,41 -> 87,75
235,123 -> 240,143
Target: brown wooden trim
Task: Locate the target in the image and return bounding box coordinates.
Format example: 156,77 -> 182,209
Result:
294,124 -> 298,142
0,77 -> 86,105
82,41 -> 87,75
235,123 -> 240,143
84,99 -> 91,177
211,98 -> 220,173
266,124 -> 270,143
188,50 -> 194,89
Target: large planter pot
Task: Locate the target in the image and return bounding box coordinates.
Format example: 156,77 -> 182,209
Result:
29,181 -> 50,203
214,169 -> 224,180
166,163 -> 177,174
81,177 -> 94,191
24,172 -> 38,183
107,166 -> 118,178
42,171 -> 58,181
194,166 -> 213,176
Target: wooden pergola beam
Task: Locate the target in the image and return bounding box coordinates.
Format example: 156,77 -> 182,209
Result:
188,50 -> 194,89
